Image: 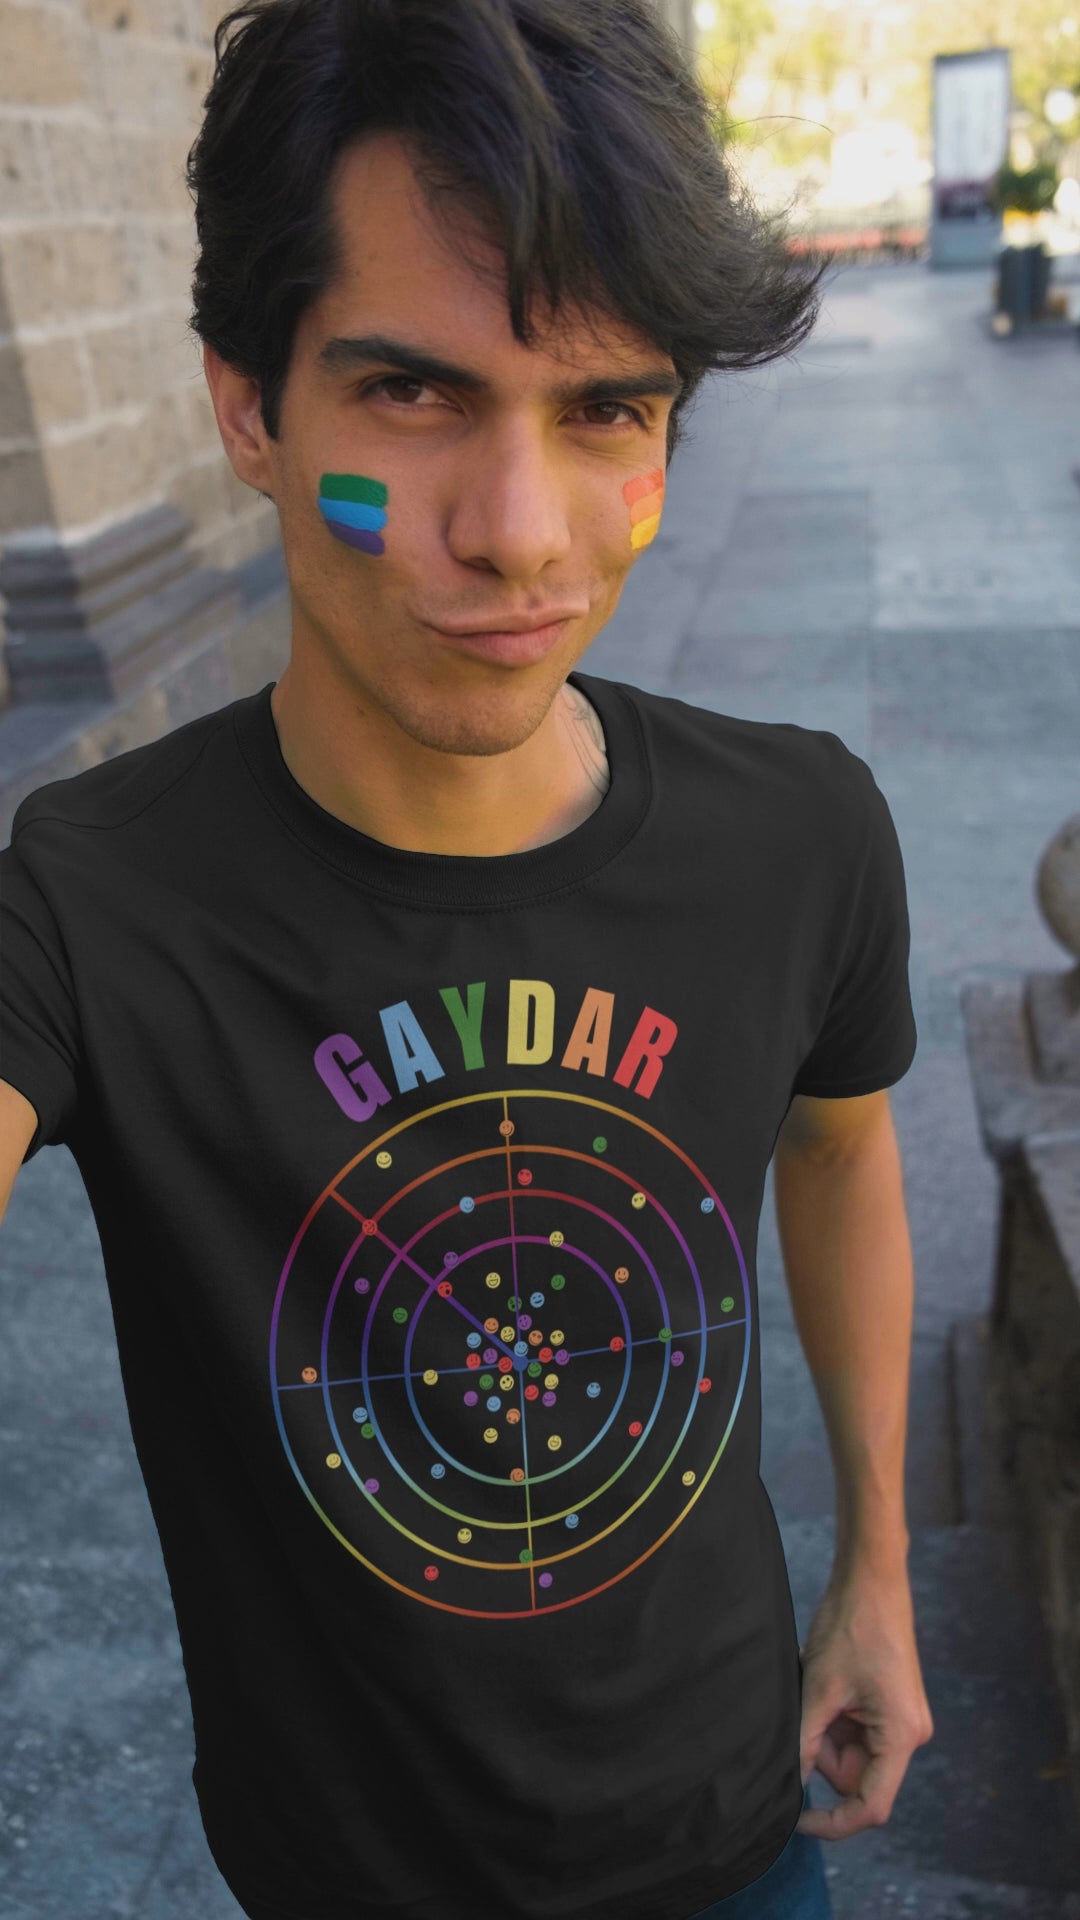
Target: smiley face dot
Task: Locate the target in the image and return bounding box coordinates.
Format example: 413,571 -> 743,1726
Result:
484,1427 -> 499,1444
721,1295 -> 735,1313
610,1336 -> 625,1353
547,1434 -> 562,1452
555,1348 -> 569,1364
499,1374 -> 514,1391
525,1383 -> 540,1401
484,1317 -> 499,1334
566,1513 -> 579,1529
550,1272 -> 565,1290
301,1366 -> 317,1384
486,1271 -> 501,1288
539,1571 -> 553,1588
543,1372 -> 559,1390
460,1196 -> 475,1213
431,1462 -> 445,1479
393,1307 -> 408,1324
365,1477 -> 379,1493
628,1420 -> 643,1437
376,1150 -> 392,1169
506,1406 -> 521,1425
352,1406 -> 368,1423
361,1423 -> 375,1439
549,1230 -> 564,1247
444,1250 -> 459,1267
682,1470 -> 697,1487
698,1376 -> 712,1394
458,1526 -> 472,1544
519,1547 -> 534,1564
423,1368 -> 438,1386
353,1276 -> 369,1293
326,1453 -> 342,1469
587,1381 -> 601,1398
671,1349 -> 685,1366
593,1136 -> 607,1152
437,1279 -> 453,1298
614,1266 -> 629,1283
510,1465 -> 525,1481
631,1191 -> 647,1210
499,1119 -> 514,1137
701,1196 -> 716,1213
517,1168 -> 532,1186
550,1329 -> 564,1346
424,1565 -> 439,1582
659,1327 -> 672,1342
362,1217 -> 378,1235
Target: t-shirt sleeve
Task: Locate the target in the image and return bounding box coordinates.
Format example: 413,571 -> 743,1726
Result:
790,764 -> 917,1099
0,835 -> 82,1159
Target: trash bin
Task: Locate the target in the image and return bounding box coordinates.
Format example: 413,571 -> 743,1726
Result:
997,243 -> 1051,325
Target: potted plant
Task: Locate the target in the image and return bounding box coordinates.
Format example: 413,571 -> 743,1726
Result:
988,160 -> 1060,328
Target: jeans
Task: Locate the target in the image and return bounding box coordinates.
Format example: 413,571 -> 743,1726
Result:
685,1788 -> 833,1920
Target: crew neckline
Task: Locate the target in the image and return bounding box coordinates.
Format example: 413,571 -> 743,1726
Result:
231,668 -> 653,911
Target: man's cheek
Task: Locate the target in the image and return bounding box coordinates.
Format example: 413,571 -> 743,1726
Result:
318,473 -> 390,555
623,467 -> 665,552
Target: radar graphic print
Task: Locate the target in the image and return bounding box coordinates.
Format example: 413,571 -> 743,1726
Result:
271,978 -> 751,1618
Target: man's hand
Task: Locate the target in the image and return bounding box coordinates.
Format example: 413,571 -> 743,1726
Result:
795,1561 -> 934,1839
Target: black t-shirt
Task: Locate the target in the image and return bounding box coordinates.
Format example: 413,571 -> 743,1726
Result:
0,669 -> 916,1920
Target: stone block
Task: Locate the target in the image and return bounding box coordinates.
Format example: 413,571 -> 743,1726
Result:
84,320 -> 152,413
97,34 -> 201,126
86,0 -> 198,37
21,336 -> 91,432
41,414 -> 158,533
0,339 -> 36,441
39,117 -> 117,218
0,115 -> 53,220
0,445 -> 52,537
2,222 -> 137,331
0,1 -> 89,107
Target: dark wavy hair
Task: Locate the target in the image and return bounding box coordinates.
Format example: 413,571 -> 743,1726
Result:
185,0 -> 835,463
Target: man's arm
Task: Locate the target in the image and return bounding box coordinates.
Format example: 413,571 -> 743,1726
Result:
773,1089 -> 934,1836
774,1088 -> 912,1572
0,1079 -> 37,1227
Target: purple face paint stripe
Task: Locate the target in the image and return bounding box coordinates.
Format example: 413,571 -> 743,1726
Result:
326,523 -> 386,556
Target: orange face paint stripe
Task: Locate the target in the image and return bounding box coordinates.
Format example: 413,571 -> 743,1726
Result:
623,468 -> 666,508
630,491 -> 664,526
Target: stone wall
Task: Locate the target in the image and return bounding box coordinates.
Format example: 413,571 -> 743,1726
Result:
0,0 -> 279,710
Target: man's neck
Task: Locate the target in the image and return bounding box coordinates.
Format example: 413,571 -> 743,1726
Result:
269,669 -> 611,858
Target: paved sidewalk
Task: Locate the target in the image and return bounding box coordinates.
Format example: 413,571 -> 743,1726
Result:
2,257 -> 1080,1917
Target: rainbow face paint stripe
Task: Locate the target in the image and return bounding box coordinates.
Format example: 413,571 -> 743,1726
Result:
319,473 -> 389,555
623,467 -> 665,552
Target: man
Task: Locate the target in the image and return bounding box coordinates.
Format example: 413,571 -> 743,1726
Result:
0,2 -> 933,1916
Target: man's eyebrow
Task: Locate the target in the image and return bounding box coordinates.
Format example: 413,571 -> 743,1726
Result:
315,333 -> 684,407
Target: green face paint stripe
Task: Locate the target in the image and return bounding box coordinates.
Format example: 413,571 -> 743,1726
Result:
320,473 -> 389,507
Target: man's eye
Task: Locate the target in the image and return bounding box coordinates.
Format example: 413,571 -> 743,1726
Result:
361,379 -> 645,430
364,375 -> 440,405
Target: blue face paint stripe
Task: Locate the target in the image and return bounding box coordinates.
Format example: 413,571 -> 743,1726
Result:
319,498 -> 389,533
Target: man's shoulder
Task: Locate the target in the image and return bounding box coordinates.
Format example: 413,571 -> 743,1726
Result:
7,689 -> 260,850
608,674 -> 872,809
